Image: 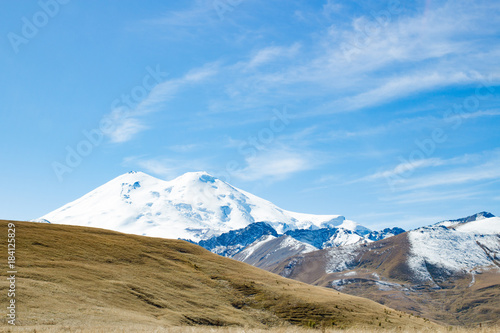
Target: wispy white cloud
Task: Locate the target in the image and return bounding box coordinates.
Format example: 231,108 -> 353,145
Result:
358,158 -> 447,183
448,109 -> 500,121
329,125 -> 390,140
328,109 -> 500,141
105,63 -> 218,143
334,71 -> 473,112
135,63 -> 218,116
202,0 -> 500,116
361,150 -> 500,194
402,158 -> 500,190
243,44 -> 301,70
356,150 -> 496,186
126,157 -> 179,180
105,109 -> 149,144
233,148 -> 318,182
322,0 -> 343,16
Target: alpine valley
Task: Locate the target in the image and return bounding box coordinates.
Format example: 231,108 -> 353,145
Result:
37,171 -> 500,327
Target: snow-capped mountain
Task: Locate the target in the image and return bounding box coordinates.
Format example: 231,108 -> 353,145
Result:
282,222 -> 397,249
275,213 -> 499,284
194,220 -> 405,264
454,215 -> 500,234
407,216 -> 500,283
266,212 -> 500,326
38,171 -> 345,241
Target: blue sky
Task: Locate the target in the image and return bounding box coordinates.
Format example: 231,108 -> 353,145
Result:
1,0 -> 499,230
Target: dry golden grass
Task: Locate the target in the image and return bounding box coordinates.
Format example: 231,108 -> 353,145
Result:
0,325 -> 499,332
0,220 -> 441,331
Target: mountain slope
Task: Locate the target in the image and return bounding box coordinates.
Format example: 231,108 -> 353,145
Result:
39,171 -> 345,241
269,213 -> 500,326
233,235 -> 318,270
0,220 -> 438,330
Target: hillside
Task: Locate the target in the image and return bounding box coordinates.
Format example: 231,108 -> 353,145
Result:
0,220 -> 438,330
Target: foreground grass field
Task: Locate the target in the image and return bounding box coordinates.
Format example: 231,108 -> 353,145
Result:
1,325 -> 499,332
0,220 -> 440,330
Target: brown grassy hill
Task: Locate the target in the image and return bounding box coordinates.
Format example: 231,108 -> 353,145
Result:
0,220 -> 438,331
271,232 -> 500,327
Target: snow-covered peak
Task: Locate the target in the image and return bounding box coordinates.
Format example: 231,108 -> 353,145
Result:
323,228 -> 365,247
40,171 -> 345,242
170,171 -> 217,184
454,216 -> 500,235
366,227 -> 405,242
434,211 -> 495,228
337,219 -> 371,236
115,170 -> 161,182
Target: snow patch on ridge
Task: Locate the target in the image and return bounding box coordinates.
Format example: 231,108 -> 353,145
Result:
233,235 -> 277,262
325,243 -> 362,273
276,235 -> 318,253
407,220 -> 500,283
